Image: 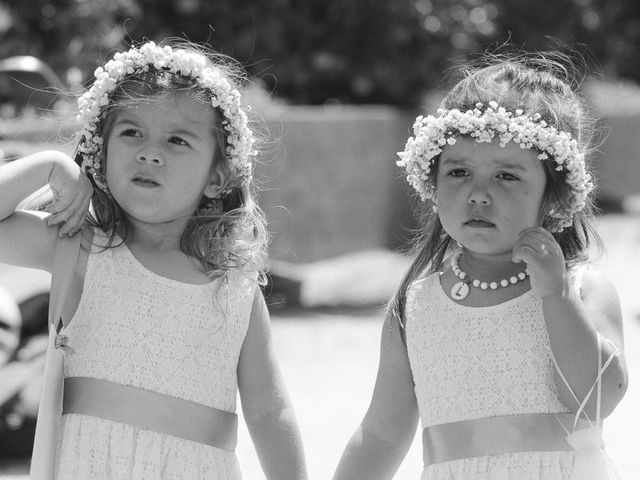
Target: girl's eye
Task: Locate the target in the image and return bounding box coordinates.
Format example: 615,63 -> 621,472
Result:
120,129 -> 141,137
447,168 -> 469,178
497,172 -> 520,181
169,136 -> 189,146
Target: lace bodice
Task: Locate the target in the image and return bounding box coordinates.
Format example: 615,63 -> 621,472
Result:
54,231 -> 255,479
62,233 -> 255,412
405,272 -> 570,428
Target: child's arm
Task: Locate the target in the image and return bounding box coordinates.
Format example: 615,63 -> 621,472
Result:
237,287 -> 308,480
333,314 -> 419,480
514,227 -> 628,419
542,269 -> 627,418
0,150 -> 92,270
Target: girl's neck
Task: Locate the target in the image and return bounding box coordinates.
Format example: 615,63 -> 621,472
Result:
123,218 -> 188,252
119,218 -> 211,284
458,249 -> 525,280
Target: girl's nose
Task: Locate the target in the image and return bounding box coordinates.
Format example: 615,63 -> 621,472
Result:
136,151 -> 164,166
468,186 -> 491,206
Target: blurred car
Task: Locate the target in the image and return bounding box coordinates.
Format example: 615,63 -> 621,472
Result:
0,55 -> 66,119
0,56 -> 76,163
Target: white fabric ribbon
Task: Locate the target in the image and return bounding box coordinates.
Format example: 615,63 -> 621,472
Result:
566,425 -> 622,480
551,330 -> 624,480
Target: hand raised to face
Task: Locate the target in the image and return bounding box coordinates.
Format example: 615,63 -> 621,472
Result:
512,226 -> 566,298
46,155 -> 93,237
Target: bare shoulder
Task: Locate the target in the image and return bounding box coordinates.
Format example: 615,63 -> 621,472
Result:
576,265 -> 624,347
0,210 -> 59,271
247,284 -> 269,326
578,266 -> 620,305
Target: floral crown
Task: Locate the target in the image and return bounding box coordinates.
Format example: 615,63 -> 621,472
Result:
76,42 -> 257,196
396,101 -> 594,232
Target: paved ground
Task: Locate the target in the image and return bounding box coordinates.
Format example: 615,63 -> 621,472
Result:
0,213 -> 638,479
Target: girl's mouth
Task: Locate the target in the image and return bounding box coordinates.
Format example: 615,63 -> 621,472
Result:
465,219 -> 495,228
132,177 -> 160,188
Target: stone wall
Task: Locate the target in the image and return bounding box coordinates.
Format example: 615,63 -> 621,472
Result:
591,115 -> 640,203
257,106 -> 416,262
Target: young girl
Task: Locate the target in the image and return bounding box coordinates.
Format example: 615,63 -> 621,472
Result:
0,41 -> 307,480
333,55 -> 628,480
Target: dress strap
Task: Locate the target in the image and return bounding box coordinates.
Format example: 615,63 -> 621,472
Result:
549,334 -> 620,431
30,233 -> 83,480
49,233 -> 82,331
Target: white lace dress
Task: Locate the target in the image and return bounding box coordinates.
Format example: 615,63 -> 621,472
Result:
405,272 -> 576,480
54,233 -> 256,480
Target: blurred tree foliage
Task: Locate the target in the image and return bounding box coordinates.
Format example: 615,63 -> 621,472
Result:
0,0 -> 638,105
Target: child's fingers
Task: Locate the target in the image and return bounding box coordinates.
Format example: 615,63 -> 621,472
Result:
46,177 -> 93,215
512,244 -> 538,264
517,229 -> 563,261
519,230 -> 548,245
516,226 -> 554,244
57,204 -> 88,236
66,196 -> 91,235
47,204 -> 78,226
47,193 -> 87,228
512,231 -> 553,262
46,191 -> 79,219
47,210 -> 70,227
59,196 -> 90,232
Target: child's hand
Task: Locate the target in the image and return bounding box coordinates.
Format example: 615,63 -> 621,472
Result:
512,226 -> 565,298
46,155 -> 93,236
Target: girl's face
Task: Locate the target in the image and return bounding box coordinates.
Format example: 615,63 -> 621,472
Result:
105,91 -> 223,226
435,136 -> 547,256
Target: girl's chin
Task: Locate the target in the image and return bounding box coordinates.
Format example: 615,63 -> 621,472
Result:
445,227 -> 519,254
455,238 -> 515,257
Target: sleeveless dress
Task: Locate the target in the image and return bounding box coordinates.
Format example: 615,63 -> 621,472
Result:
54,232 -> 256,480
405,272 -> 576,480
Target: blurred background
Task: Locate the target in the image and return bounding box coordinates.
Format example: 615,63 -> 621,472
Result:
0,0 -> 639,478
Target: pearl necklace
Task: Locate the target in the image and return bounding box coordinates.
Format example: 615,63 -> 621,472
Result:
450,251 -> 529,301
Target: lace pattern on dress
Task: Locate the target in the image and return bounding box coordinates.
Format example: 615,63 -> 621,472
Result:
62,232 -> 255,411
406,273 -> 569,428
405,273 -> 578,479
54,230 -> 256,479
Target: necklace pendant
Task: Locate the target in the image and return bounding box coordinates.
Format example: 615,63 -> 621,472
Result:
451,281 -> 470,301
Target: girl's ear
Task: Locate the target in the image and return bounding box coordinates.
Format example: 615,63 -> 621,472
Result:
202,166 -> 229,199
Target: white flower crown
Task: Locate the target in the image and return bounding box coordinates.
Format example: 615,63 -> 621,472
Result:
396,101 -> 594,232
76,42 -> 257,195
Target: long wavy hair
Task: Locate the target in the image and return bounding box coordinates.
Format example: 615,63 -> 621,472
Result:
390,52 -> 603,332
74,42 -> 268,282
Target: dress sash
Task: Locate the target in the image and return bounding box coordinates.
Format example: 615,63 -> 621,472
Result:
422,412 -> 589,466
63,377 -> 238,451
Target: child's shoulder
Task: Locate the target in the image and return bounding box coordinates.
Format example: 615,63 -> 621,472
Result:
408,256 -> 449,288
407,269 -> 441,298
568,262 -> 619,302
567,262 -> 613,291
223,268 -> 260,295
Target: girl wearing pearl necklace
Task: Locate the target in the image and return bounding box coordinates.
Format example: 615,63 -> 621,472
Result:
334,53 -> 628,480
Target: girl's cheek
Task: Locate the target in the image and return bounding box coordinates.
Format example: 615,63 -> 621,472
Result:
437,182 -> 463,203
